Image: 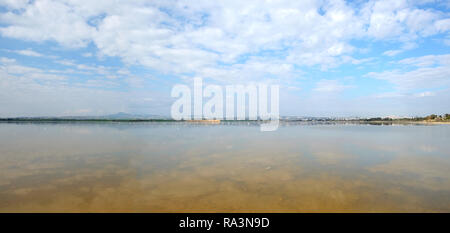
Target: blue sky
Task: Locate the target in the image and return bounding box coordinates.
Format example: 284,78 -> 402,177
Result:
0,0 -> 449,117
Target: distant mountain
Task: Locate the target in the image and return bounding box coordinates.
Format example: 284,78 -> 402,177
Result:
100,112 -> 171,120
6,112 -> 172,120
100,112 -> 172,120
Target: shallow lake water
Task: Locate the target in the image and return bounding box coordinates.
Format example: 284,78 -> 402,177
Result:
0,122 -> 449,212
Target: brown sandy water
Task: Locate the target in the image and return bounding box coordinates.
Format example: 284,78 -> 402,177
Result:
0,122 -> 449,212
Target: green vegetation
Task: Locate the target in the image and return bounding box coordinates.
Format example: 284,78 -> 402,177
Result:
363,114 -> 450,123
422,114 -> 450,121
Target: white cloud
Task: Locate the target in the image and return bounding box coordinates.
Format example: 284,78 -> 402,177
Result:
383,50 -> 403,56
367,54 -> 450,90
81,52 -> 92,57
0,57 -> 66,80
373,91 -> 436,99
434,18 -> 450,33
398,54 -> 450,67
15,49 -> 44,57
0,0 -> 447,80
373,92 -> 406,99
415,91 -> 435,97
313,79 -> 352,92
0,70 -> 128,117
368,67 -> 450,90
0,0 -> 95,48
0,57 -> 15,63
364,0 -> 447,40
54,59 -> 126,78
0,0 -> 29,9
0,58 -> 157,117
444,38 -> 450,46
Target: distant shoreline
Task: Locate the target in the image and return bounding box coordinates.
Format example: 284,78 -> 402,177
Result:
342,120 -> 450,125
0,118 -> 175,123
1,118 -> 449,125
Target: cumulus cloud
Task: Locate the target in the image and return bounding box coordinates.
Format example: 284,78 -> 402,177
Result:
366,54 -> 450,90
15,49 -> 44,57
0,0 -> 448,80
383,49 -> 403,56
0,0 -> 95,48
0,56 -> 170,117
398,54 -> 450,67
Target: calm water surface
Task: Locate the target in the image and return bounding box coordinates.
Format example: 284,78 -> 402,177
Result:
0,122 -> 449,212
